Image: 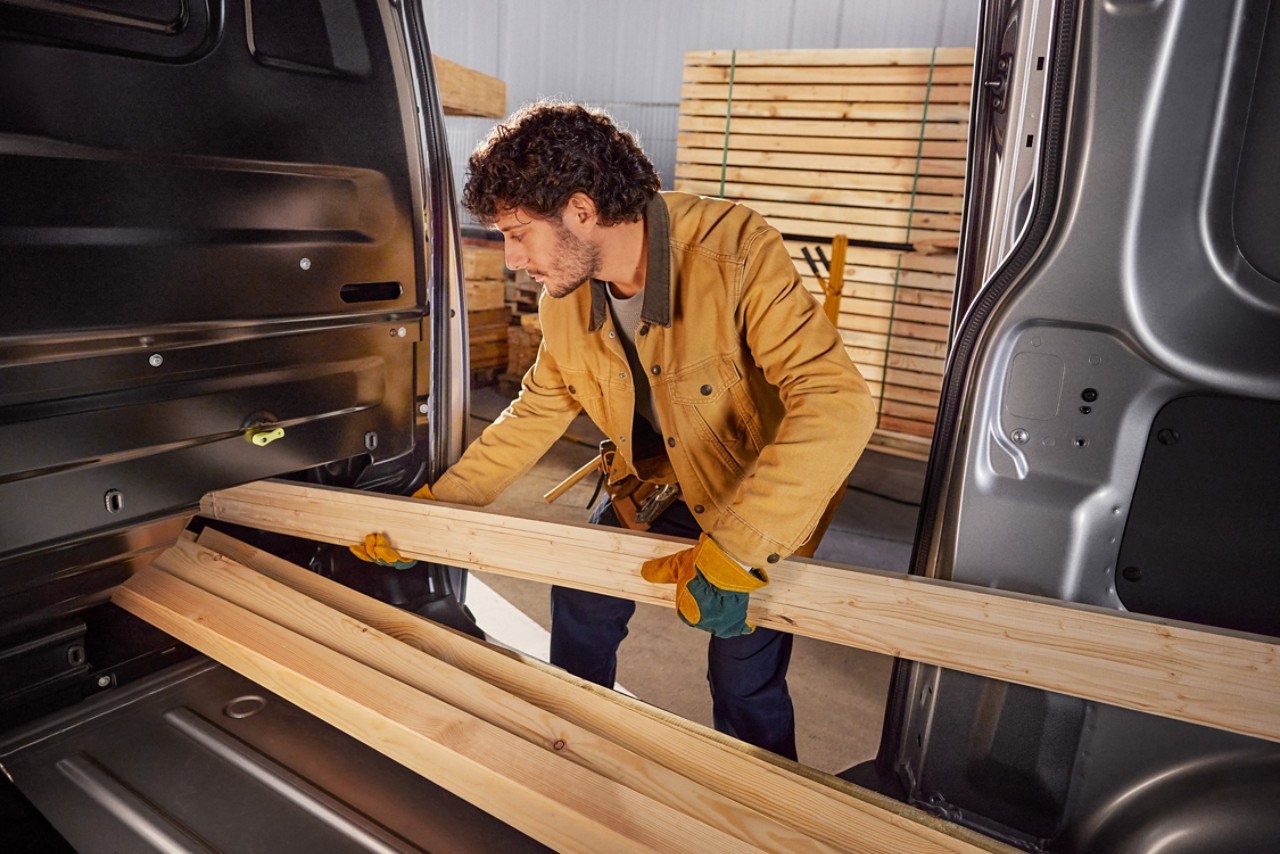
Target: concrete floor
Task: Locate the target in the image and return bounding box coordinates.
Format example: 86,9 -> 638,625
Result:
464,385 -> 927,775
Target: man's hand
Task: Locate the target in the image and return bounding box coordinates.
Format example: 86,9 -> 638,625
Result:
640,534 -> 769,638
348,483 -> 435,569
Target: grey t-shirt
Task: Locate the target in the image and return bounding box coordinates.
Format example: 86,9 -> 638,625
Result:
605,285 -> 664,455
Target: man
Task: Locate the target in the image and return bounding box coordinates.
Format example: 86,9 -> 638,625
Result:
356,101 -> 875,759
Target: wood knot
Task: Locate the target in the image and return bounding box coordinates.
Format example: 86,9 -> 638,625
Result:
553,739 -> 566,751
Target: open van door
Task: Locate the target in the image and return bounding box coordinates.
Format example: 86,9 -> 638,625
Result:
858,1 -> 1280,850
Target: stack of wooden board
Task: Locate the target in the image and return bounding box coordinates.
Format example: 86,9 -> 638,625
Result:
117,526 -> 1006,853
462,243 -> 510,378
675,47 -> 974,459
199,480 -> 1280,749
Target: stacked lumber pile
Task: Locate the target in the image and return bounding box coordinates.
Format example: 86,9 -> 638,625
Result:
462,243 -> 511,379
117,525 -> 1005,853
435,55 -> 506,118
675,47 -> 974,459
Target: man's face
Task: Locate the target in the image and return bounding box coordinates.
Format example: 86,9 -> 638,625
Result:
495,206 -> 600,299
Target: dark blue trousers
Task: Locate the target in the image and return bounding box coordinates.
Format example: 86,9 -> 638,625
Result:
549,498 -> 797,760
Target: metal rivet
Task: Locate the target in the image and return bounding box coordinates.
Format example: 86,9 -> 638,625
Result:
619,372 -> 627,379
364,432 -> 378,451
767,553 -> 780,564
1081,388 -> 1098,402
299,257 -> 311,270
1010,428 -> 1029,445
694,504 -> 705,513
667,437 -> 676,447
639,325 -> 650,336
568,385 -> 577,394
104,490 -> 125,514
418,403 -> 429,414
651,365 -> 662,376
608,331 -> 616,338
96,675 -> 112,688
148,353 -> 163,367
1079,406 -> 1092,415
397,327 -> 406,337
700,384 -> 713,396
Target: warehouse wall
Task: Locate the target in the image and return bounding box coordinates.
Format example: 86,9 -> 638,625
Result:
423,0 -> 980,222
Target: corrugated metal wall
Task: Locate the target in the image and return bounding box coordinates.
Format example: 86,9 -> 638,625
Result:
424,0 -> 979,223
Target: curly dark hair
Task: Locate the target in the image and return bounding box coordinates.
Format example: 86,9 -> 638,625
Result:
462,100 -> 660,227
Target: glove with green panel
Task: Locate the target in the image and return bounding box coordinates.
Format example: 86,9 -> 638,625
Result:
348,482 -> 434,569
640,534 -> 769,638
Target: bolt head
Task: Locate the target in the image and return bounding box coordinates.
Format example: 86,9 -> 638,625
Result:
148,353 -> 164,367
299,257 -> 312,270
1011,428 -> 1030,445
97,675 -> 112,688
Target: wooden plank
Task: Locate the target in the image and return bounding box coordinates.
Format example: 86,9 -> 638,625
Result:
154,537 -> 826,853
201,480 -> 1280,746
677,145 -> 967,178
676,163 -> 964,197
681,82 -> 971,105
678,179 -> 965,215
678,114 -> 970,140
748,199 -> 962,233
866,429 -> 933,460
684,47 -> 977,67
434,56 -> 506,118
678,131 -> 969,160
679,99 -> 972,123
462,246 -> 506,281
465,278 -> 505,311
115,569 -> 725,853
756,216 -> 958,251
683,64 -> 974,86
198,528 -> 1004,854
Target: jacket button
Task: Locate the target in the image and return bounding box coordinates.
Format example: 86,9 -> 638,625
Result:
639,325 -> 650,335
766,553 -> 780,564
693,504 -> 705,513
667,437 -> 676,447
700,384 -> 713,396
568,385 -> 576,394
651,365 -> 662,376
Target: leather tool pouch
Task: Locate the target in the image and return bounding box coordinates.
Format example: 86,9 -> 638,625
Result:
597,440 -> 680,531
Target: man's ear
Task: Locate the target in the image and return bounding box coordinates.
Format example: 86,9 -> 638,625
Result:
563,192 -> 598,231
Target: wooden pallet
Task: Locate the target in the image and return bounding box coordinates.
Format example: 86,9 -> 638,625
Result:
117,526 -> 1008,854
463,246 -> 512,376
676,47 -> 973,459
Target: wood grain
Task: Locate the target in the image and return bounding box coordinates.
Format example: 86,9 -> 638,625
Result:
196,528 -> 1005,854
200,481 -> 1280,745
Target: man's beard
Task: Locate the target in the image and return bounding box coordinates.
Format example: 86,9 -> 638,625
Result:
538,220 -> 601,299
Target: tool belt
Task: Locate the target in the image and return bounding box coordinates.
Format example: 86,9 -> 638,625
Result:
595,440 -> 680,531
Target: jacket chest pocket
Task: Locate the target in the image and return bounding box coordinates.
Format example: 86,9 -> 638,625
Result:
560,367 -> 610,429
667,357 -> 763,466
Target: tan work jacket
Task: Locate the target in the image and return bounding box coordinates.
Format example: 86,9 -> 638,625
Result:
434,192 -> 876,567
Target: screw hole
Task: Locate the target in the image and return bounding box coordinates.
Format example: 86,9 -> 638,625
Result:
1073,436 -> 1089,448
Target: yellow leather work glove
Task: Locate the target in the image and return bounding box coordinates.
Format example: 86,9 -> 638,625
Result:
640,534 -> 769,638
348,483 -> 434,569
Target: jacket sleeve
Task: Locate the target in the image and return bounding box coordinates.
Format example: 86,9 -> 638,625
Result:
431,337 -> 582,506
708,226 -> 877,567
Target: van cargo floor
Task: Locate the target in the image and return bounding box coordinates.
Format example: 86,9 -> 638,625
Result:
0,657 -> 546,853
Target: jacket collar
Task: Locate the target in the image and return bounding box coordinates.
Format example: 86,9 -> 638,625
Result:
587,193 -> 672,332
